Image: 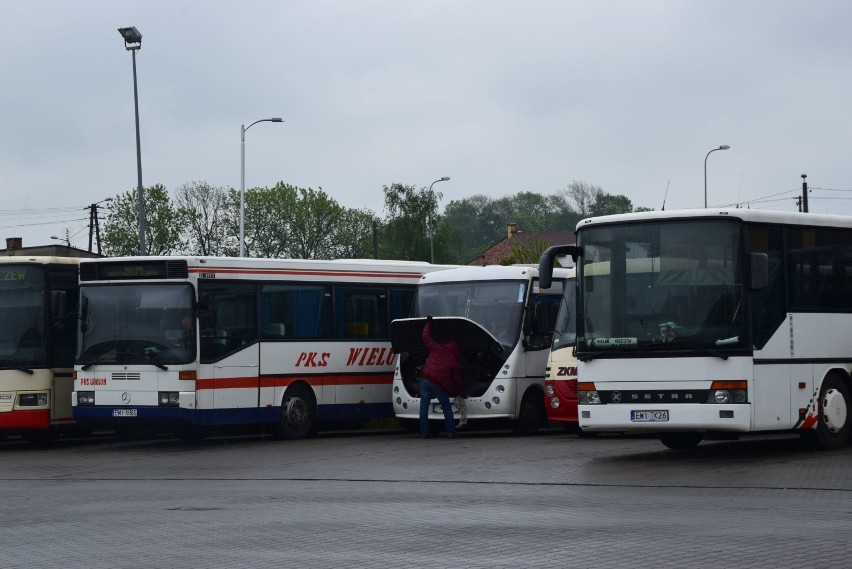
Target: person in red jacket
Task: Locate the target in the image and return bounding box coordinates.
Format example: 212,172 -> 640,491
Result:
420,315 -> 463,438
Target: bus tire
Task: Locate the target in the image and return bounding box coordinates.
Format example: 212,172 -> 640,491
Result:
802,375 -> 851,451
659,432 -> 704,450
276,384 -> 317,440
512,389 -> 546,436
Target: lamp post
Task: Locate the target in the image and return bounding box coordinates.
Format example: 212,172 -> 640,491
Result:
240,117 -> 283,257
428,176 -> 450,263
704,144 -> 730,208
118,26 -> 145,255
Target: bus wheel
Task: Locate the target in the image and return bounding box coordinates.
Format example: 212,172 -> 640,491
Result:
512,389 -> 545,436
802,375 -> 850,451
276,385 -> 317,440
659,432 -> 704,450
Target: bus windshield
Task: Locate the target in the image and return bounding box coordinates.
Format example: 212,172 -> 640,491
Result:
78,283 -> 195,367
0,265 -> 47,367
551,278 -> 576,351
578,219 -> 747,354
415,280 -> 526,348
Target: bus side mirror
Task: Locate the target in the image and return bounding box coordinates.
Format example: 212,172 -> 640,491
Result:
749,252 -> 768,290
539,245 -> 580,289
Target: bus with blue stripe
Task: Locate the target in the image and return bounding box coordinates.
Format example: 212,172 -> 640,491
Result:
72,256 -> 454,439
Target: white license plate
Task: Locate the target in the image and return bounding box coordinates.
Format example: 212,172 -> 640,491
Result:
112,409 -> 138,417
631,410 -> 668,422
432,403 -> 459,413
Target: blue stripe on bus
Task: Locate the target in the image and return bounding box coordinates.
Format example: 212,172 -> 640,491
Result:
73,402 -> 394,426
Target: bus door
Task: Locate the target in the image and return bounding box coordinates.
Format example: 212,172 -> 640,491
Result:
523,290 -> 562,385
198,282 -> 260,422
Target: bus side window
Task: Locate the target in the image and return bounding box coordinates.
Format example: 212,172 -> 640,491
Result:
198,282 -> 257,361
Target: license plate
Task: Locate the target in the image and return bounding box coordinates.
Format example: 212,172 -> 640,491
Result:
631,410 -> 668,422
112,409 -> 138,417
432,403 -> 459,413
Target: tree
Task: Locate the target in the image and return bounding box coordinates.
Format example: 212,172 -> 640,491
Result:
286,186 -> 346,259
590,193 -> 633,216
379,183 -> 439,261
102,184 -> 186,256
226,182 -> 298,258
334,208 -> 379,259
175,181 -> 231,256
561,180 -> 603,218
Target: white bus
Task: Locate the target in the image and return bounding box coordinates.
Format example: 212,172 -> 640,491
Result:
539,208 -> 852,450
72,256 -> 454,439
0,256 -> 80,441
390,264 -> 571,435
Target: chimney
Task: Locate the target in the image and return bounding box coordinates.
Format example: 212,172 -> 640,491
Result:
6,237 -> 22,250
507,223 -> 518,239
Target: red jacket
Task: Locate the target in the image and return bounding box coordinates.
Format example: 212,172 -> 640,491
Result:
421,321 -> 463,396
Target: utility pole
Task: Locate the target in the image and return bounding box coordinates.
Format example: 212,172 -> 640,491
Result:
87,198 -> 112,255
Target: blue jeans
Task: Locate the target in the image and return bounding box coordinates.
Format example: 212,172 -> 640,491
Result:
420,379 -> 455,437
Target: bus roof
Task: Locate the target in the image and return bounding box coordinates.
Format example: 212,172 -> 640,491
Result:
79,255 -> 457,273
576,208 -> 852,231
0,256 -> 83,266
418,264 -> 573,284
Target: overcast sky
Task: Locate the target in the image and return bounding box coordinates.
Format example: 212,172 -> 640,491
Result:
2,0 -> 851,250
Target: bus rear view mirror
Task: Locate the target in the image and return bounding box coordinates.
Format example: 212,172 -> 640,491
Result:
539,245 -> 580,289
749,252 -> 768,290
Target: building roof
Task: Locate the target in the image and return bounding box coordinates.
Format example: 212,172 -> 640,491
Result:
467,228 -> 575,266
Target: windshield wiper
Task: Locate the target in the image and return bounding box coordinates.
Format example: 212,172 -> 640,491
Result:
0,365 -> 35,375
143,348 -> 169,371
79,354 -> 113,371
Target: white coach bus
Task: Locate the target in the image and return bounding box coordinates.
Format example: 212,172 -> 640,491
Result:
72,256 -> 454,439
540,208 -> 852,450
390,264 -> 571,435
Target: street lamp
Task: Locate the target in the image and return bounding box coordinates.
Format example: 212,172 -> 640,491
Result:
704,144 -> 730,208
240,117 -> 283,257
428,176 -> 450,263
117,26 -> 146,255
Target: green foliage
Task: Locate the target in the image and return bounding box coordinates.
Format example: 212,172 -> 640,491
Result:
102,184 -> 187,256
590,193 -> 633,216
99,177 -> 646,263
175,181 -> 230,255
378,183 -> 439,261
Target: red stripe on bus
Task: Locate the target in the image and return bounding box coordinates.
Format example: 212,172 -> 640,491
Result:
0,409 -> 50,430
195,373 -> 392,391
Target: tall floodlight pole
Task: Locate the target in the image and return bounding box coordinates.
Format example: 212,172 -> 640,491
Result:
118,26 -> 145,255
428,176 -> 450,263
704,144 -> 730,208
240,118 -> 283,257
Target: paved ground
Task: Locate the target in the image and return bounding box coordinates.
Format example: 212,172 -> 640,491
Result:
1,427 -> 850,568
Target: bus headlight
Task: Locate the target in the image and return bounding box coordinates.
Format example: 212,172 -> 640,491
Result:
545,384 -> 555,396
579,391 -> 601,404
19,393 -> 48,407
158,392 -> 180,407
77,391 -> 95,406
707,381 -> 747,404
550,396 -> 560,409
